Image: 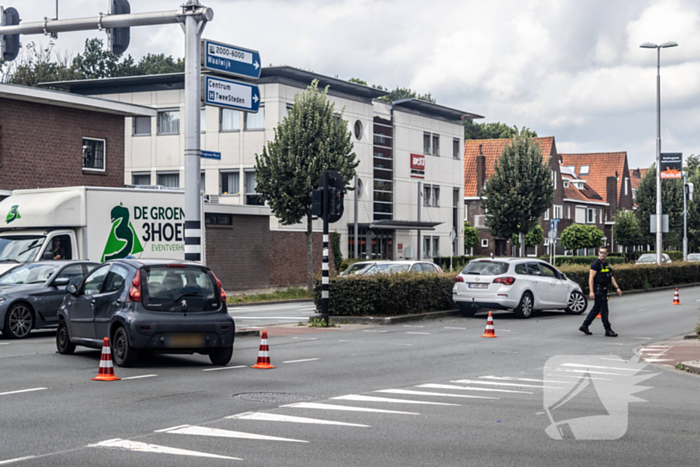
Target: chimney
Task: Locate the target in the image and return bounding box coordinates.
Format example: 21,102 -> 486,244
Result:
606,176 -> 617,219
476,144 -> 486,196
632,167 -> 641,179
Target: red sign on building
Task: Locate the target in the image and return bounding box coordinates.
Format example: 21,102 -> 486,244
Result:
411,154 -> 425,178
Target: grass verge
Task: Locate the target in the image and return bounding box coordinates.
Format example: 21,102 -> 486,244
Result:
227,287 -> 312,305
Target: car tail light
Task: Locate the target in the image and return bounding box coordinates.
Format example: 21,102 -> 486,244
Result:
455,276 -> 464,283
129,269 -> 142,302
493,277 -> 516,286
212,272 -> 226,301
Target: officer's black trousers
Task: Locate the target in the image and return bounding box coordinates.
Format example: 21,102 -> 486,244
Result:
583,286 -> 611,330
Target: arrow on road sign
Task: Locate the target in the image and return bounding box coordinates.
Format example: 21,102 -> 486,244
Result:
202,76 -> 261,113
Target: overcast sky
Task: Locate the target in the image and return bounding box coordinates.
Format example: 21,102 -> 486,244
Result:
8,0 -> 700,168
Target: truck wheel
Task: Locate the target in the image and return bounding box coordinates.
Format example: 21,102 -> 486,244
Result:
4,303 -> 34,339
565,291 -> 588,315
111,327 -> 138,367
56,319 -> 75,355
209,346 -> 233,366
514,292 -> 534,319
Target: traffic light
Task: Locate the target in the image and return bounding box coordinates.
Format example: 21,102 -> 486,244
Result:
108,0 -> 131,55
1,6 -> 21,62
328,187 -> 344,223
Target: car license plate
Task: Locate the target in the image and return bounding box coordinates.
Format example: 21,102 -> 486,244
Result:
468,283 -> 488,289
166,333 -> 205,348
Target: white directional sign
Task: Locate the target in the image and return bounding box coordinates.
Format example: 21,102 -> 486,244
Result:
202,76 -> 260,113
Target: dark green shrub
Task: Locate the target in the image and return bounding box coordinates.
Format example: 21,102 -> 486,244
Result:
552,255 -> 624,266
434,256 -> 485,272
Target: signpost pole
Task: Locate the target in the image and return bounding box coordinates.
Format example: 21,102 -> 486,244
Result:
683,172 -> 688,261
417,182 -> 422,259
354,174 -> 359,260
321,172 -> 330,326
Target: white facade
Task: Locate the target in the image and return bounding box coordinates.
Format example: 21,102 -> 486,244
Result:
75,68 -> 472,260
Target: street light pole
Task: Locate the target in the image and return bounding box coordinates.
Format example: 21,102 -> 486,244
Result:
640,41 -> 677,265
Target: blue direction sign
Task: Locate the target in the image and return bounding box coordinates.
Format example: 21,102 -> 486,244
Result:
202,76 -> 260,113
201,150 -> 221,160
202,39 -> 261,80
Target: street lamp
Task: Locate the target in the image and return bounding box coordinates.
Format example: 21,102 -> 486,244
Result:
640,41 -> 678,265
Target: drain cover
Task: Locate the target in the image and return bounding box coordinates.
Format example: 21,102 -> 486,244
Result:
233,392 -> 314,403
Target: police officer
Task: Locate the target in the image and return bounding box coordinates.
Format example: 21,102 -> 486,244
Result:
579,246 -> 620,337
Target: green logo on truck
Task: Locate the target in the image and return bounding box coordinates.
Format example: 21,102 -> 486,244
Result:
5,205 -> 21,224
101,203 -> 144,261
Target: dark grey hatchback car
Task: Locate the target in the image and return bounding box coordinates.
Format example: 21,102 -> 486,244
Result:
56,259 -> 235,367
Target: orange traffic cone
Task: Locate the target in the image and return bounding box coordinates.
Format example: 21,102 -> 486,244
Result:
672,288 -> 681,305
596,312 -> 601,319
481,311 -> 497,338
92,337 -> 120,381
251,330 -> 276,369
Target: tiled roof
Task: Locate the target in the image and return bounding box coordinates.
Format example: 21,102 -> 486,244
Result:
564,181 -> 604,202
630,168 -> 648,191
464,137 -> 555,197
559,152 -> 627,205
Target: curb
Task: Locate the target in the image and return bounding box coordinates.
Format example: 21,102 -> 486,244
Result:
678,361 -> 700,375
610,282 -> 700,298
235,329 -> 261,338
684,333 -> 700,340
227,299 -> 313,308
310,309 -> 462,325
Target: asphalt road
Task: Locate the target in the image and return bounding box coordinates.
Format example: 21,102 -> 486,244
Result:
1,287 -> 699,466
227,301 -> 316,327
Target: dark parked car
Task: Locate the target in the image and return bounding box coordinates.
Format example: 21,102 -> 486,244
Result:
0,261 -> 98,339
56,259 -> 234,367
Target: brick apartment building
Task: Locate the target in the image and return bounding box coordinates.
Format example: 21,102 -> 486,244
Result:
464,137 -> 635,256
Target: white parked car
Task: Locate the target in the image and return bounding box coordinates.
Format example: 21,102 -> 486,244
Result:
687,254 -> 700,262
452,258 -> 587,319
635,253 -> 672,264
339,261 -> 378,276
364,261 -> 443,275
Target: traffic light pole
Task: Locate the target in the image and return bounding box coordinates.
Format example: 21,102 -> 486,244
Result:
0,2 -> 213,264
321,172 -> 330,326
683,173 -> 688,261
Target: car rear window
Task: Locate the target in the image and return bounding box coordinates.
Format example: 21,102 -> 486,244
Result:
142,266 -> 219,312
461,261 -> 509,276
365,263 -> 410,274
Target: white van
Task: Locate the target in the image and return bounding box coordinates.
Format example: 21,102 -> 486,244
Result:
0,186 -> 186,275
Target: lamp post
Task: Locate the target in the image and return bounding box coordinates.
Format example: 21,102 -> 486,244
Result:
640,41 -> 677,265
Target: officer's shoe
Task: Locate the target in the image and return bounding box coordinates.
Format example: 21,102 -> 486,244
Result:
605,328 -> 618,337
579,325 -> 592,335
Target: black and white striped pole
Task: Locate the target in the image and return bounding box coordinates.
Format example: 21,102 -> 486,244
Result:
321,172 -> 330,325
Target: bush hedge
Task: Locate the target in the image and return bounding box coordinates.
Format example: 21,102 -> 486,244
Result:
549,255 -> 625,266
434,256 -> 485,271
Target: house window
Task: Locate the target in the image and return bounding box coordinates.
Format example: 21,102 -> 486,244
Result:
453,138 -> 460,159
563,180 -> 569,188
433,237 -> 440,257
423,133 -> 431,155
432,134 -> 440,156
201,108 -> 206,133
579,165 -> 590,176
133,116 -> 151,136
220,171 -> 240,195
432,186 -> 440,207
245,170 -> 264,205
554,205 -> 563,220
599,209 -> 602,223
587,208 -> 596,223
82,138 -> 105,171
544,208 -> 550,221
552,170 -> 557,190
245,104 -> 265,130
567,206 -> 571,219
481,238 -> 489,248
632,188 -> 636,199
132,173 -> 151,186
625,177 -> 629,195
423,185 -> 431,206
200,172 -> 206,192
158,110 -> 180,135
221,109 -> 240,131
157,172 -> 180,188
284,103 -> 293,120
424,236 -> 431,258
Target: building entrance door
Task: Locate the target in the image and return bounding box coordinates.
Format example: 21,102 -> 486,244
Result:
495,239 -> 508,257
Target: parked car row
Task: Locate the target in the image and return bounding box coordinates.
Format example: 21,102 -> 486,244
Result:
0,259 -> 234,368
340,260 -> 443,276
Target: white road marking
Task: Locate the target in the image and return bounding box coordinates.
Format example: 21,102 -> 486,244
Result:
403,325 -> 424,328
156,425 -> 307,443
406,332 -> 431,335
227,412 -> 369,427
417,383 -> 533,394
0,343 -> 9,346
641,358 -> 673,362
639,348 -> 667,352
559,375 -> 611,381
444,327 -> 466,330
639,354 -> 666,357
338,340 -> 364,343
302,312 -> 316,314
0,456 -> 36,465
633,337 -> 653,340
89,438 -> 241,460
555,368 -> 626,376
292,337 -> 318,341
499,330 -> 512,332
332,394 -> 460,406
122,375 -> 158,380
0,387 -> 47,397
452,379 -> 555,389
283,358 -> 319,363
202,365 -> 246,372
646,345 -> 672,348
375,389 -> 496,400
363,330 -> 388,333
480,376 -> 568,384
233,317 -> 309,320
560,363 -> 650,372
280,402 -> 419,415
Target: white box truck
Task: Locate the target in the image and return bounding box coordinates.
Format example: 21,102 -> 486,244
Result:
0,186 -> 186,275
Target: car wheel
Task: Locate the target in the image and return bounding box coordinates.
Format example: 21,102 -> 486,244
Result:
209,346 -> 233,366
56,319 -> 75,355
565,291 -> 588,315
3,303 -> 34,339
514,292 -> 534,319
111,326 -> 137,367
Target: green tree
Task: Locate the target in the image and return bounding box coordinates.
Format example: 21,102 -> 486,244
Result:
347,78 -> 436,103
510,224 -> 545,247
464,120 -> 537,140
3,42 -> 82,86
71,38 -> 133,79
560,224 -> 591,254
613,210 -> 642,253
464,221 -> 480,253
481,130 -> 554,256
133,53 -> 184,75
255,80 -> 358,291
585,225 -> 605,249
634,165 -> 684,248
685,154 -> 700,177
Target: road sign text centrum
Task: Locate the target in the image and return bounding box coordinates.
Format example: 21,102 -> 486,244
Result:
202,39 -> 261,80
202,76 -> 260,113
